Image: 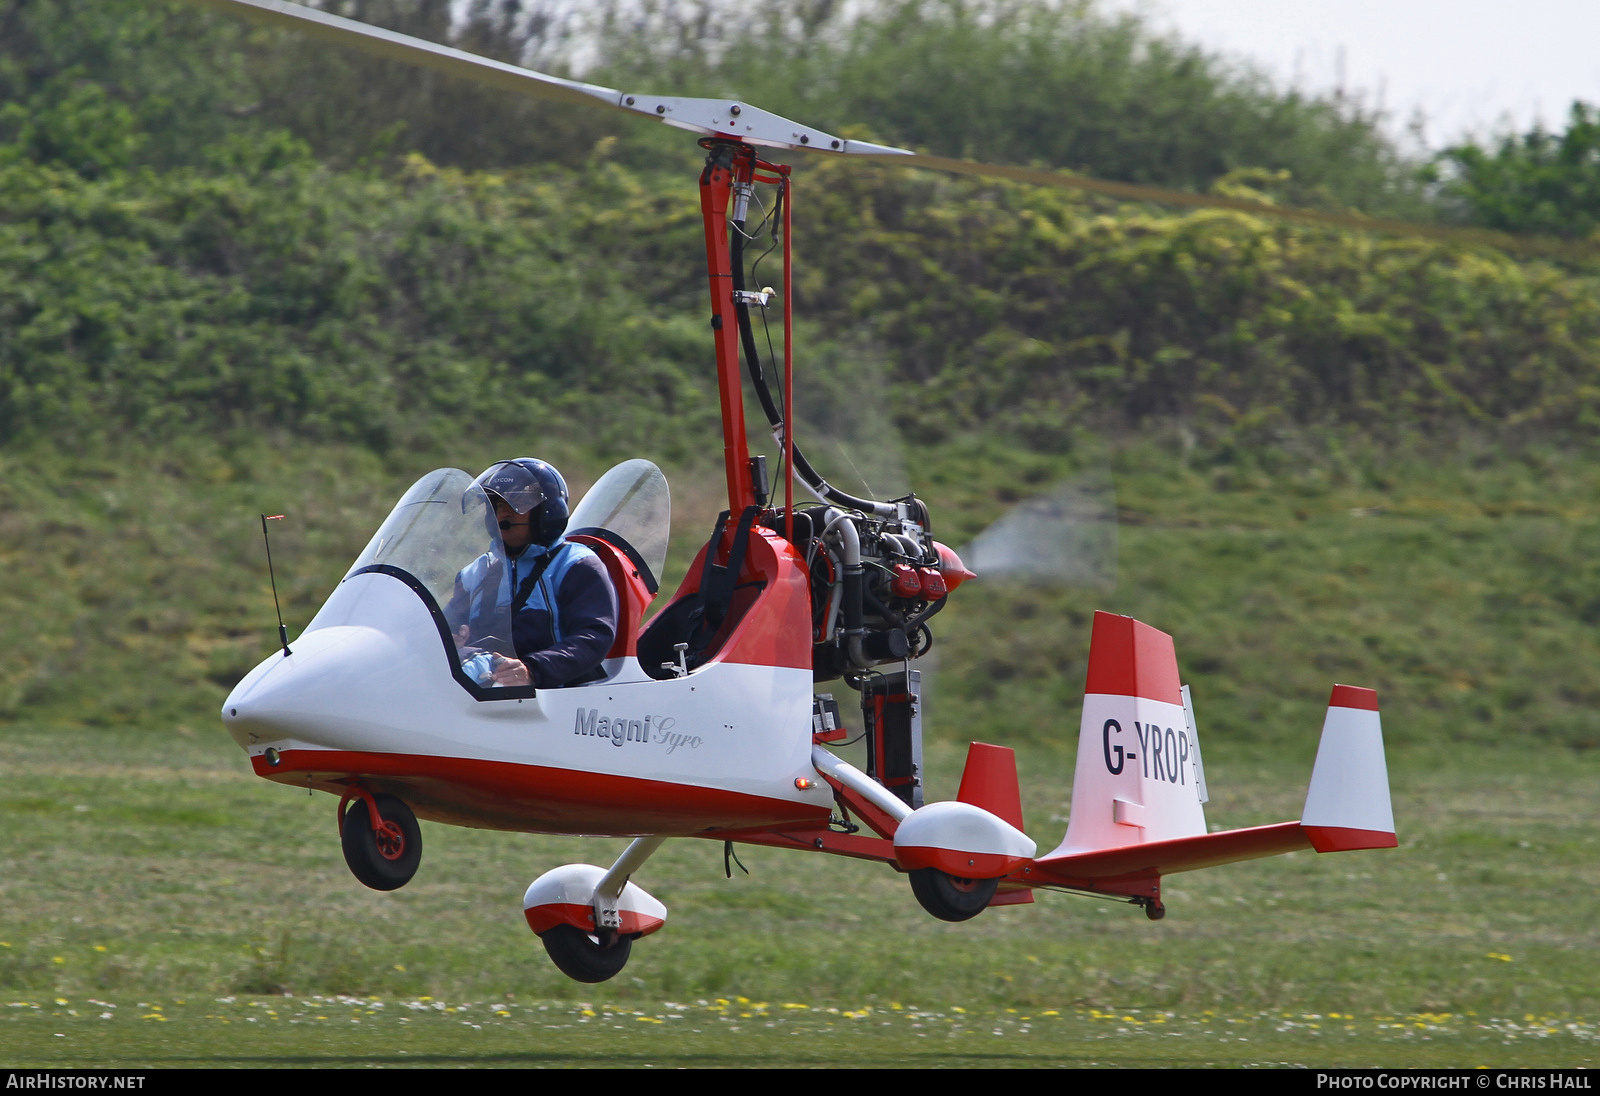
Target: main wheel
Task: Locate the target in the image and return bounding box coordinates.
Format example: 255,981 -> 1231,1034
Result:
908,867 -> 998,922
341,793 -> 422,891
539,924 -> 634,984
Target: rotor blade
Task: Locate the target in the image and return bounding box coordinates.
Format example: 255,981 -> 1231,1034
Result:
194,0 -> 912,156
199,0 -> 1588,259
856,152 -> 1591,261
194,0 -> 623,110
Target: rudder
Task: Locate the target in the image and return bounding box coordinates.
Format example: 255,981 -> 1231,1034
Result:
1046,612 -> 1207,858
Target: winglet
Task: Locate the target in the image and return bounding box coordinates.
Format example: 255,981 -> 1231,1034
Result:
1301,685 -> 1397,852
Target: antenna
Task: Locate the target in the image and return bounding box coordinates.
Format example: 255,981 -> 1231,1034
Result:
260,514 -> 292,657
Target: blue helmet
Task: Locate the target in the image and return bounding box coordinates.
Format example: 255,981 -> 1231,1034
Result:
473,458 -> 570,546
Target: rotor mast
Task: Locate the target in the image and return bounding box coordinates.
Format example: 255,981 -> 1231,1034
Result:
700,141 -> 759,515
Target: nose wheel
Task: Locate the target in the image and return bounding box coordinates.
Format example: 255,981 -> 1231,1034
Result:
340,792 -> 422,891
523,840 -> 668,983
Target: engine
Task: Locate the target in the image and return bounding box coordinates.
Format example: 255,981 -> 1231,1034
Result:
796,497 -> 973,683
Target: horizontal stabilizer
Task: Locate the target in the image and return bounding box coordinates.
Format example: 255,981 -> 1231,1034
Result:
1035,821 -> 1310,883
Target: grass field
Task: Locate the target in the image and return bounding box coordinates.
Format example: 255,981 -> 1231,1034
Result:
1,723 -> 1595,1068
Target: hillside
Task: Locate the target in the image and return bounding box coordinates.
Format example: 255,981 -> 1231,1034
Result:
5,425 -> 1600,758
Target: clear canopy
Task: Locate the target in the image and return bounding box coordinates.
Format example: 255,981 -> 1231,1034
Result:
320,460 -> 672,690
568,459 -> 671,586
333,468 -> 515,685
343,468 -> 501,606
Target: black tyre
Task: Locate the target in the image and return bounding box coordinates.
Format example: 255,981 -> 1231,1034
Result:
539,924 -> 634,984
341,793 -> 422,891
908,867 -> 998,922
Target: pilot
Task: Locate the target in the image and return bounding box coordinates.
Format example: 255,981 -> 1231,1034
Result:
446,458 -> 618,689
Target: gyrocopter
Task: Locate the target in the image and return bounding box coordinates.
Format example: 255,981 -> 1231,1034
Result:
214,0 -> 1397,984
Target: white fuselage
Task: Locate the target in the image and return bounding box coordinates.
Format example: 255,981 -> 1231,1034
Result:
222,571 -> 833,835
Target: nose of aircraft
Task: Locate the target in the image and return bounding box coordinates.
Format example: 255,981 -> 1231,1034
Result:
222,622 -> 403,751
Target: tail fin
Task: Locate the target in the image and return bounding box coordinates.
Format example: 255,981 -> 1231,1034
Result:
1046,612 -> 1206,858
1301,685 -> 1397,851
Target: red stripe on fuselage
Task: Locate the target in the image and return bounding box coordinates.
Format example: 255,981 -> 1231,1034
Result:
250,748 -> 829,836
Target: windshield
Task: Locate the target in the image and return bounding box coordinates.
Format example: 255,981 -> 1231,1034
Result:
568,459 -> 671,585
343,469 -> 500,604
319,461 -> 670,695
329,468 -> 525,689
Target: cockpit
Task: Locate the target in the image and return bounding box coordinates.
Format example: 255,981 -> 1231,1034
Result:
323,459 -> 670,698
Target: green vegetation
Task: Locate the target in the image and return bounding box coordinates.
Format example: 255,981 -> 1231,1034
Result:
1433,101 -> 1600,239
7,0 -> 1598,457
8,140 -> 1600,452
0,142 -> 720,450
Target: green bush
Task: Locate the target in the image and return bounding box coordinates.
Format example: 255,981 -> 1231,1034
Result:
1431,101 -> 1600,239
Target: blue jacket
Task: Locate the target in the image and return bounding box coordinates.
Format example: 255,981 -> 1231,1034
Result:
445,539 -> 618,688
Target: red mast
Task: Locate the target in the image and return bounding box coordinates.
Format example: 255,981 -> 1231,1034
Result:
698,143 -> 758,515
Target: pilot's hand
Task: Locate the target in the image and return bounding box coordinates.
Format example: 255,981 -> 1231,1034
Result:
490,657 -> 530,687
454,624 -> 471,651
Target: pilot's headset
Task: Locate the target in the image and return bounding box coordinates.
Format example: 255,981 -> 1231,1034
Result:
471,458 -> 570,548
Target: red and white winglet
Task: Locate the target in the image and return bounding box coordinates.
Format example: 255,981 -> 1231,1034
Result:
1301,685 -> 1397,851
